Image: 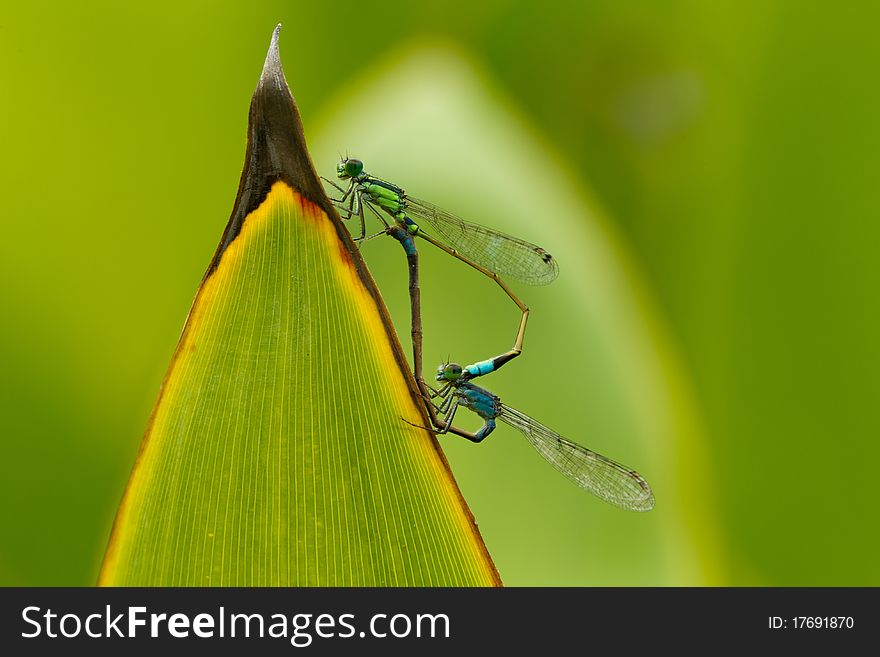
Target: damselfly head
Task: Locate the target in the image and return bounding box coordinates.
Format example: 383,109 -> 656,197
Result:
437,362 -> 463,382
337,157 -> 364,179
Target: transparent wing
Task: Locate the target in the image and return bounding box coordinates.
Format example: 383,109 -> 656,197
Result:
498,404 -> 655,511
405,195 -> 559,286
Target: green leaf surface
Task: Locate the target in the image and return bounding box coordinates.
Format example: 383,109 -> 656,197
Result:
99,28 -> 498,587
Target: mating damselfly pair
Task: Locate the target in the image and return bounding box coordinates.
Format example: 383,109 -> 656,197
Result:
324,158 -> 654,512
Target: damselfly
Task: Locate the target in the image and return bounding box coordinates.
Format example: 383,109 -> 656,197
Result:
416,362 -> 655,512
324,158 -> 558,387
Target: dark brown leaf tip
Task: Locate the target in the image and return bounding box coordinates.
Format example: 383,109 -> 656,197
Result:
207,24 -> 335,276
259,25 -> 284,95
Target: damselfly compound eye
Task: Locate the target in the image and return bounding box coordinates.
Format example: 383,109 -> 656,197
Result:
344,158 -> 364,177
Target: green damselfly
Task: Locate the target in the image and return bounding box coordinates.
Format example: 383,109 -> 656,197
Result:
417,362 -> 655,512
324,157 -> 558,389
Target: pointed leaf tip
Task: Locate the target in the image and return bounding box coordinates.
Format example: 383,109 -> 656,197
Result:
261,24 -> 284,91
207,23 -> 336,275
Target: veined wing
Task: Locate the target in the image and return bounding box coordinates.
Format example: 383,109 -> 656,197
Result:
498,404 -> 655,511
405,195 -> 559,286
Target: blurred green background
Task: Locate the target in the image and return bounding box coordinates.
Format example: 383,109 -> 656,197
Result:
1,1 -> 878,586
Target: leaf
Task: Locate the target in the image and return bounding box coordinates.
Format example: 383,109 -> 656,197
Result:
98,27 -> 499,586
